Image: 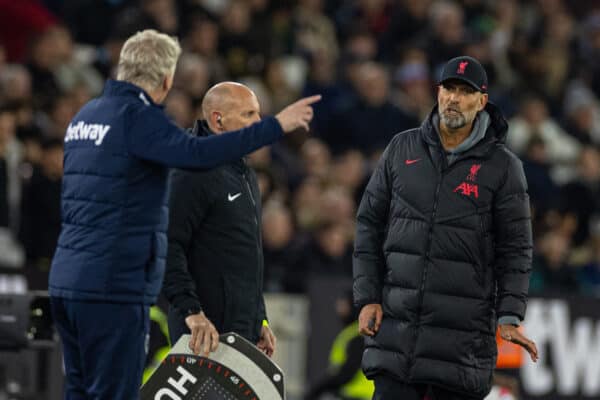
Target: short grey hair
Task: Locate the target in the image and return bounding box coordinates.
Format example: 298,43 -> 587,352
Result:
117,29 -> 182,90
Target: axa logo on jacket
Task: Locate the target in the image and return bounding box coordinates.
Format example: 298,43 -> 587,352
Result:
454,182 -> 479,198
454,163 -> 482,198
64,121 -> 111,146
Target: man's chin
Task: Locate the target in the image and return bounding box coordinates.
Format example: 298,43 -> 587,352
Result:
441,116 -> 466,130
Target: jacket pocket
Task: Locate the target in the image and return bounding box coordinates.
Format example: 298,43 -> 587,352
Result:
221,276 -> 232,331
144,233 -> 155,275
476,208 -> 490,264
473,333 -> 497,368
145,233 -> 166,298
472,262 -> 484,287
475,207 -> 492,287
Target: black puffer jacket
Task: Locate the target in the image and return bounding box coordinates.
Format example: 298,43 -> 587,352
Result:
162,121 -> 266,344
353,103 -> 532,398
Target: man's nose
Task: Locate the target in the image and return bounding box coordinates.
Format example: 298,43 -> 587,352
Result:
448,91 -> 461,102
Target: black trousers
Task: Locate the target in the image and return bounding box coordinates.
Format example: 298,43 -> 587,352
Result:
373,375 -> 483,400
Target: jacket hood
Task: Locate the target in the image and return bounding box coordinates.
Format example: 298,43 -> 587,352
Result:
421,101 -> 508,148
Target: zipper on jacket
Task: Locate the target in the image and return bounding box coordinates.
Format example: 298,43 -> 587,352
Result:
408,173 -> 443,373
243,171 -> 263,338
243,173 -> 258,220
475,211 -> 489,286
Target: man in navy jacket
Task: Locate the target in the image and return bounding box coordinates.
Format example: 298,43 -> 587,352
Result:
48,29 -> 319,400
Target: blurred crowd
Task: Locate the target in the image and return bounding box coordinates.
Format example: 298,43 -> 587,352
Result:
1,0 -> 600,298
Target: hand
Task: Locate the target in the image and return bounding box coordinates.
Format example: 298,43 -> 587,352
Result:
185,311 -> 219,357
275,95 -> 321,133
358,303 -> 383,336
499,324 -> 538,362
257,325 -> 276,358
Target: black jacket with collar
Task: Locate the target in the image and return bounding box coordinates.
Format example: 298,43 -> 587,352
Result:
162,120 -> 266,343
353,102 -> 533,397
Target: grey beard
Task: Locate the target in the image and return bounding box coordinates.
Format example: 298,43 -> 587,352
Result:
440,111 -> 467,130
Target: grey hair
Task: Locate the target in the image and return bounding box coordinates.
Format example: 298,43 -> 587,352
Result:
117,29 -> 182,91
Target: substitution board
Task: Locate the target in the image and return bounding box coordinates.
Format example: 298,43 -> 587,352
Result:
141,333 -> 285,400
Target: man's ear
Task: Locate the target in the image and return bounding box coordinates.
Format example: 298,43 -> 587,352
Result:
436,84 -> 443,102
163,74 -> 174,92
478,93 -> 489,112
211,111 -> 224,131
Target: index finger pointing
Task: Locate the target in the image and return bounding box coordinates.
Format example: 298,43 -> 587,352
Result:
298,95 -> 322,105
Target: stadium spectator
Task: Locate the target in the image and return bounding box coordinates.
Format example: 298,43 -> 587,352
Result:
19,137 -> 62,288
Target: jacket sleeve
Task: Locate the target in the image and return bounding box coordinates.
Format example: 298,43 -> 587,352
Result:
492,152 -> 533,320
162,170 -> 212,315
126,106 -> 283,169
258,294 -> 267,323
353,140 -> 394,308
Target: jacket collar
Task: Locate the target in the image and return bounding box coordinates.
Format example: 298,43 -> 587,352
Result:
421,102 -> 508,158
191,120 -> 247,169
102,79 -> 164,109
191,120 -> 213,137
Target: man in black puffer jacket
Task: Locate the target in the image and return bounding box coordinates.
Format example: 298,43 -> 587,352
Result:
163,82 -> 275,358
353,56 -> 538,400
